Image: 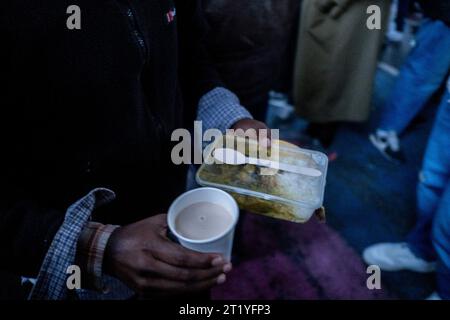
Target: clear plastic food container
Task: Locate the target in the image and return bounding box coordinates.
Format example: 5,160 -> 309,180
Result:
196,135 -> 328,223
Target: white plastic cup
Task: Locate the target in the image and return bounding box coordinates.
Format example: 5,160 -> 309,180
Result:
167,187 -> 239,261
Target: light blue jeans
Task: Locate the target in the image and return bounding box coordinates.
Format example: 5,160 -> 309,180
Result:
378,19 -> 450,134
407,82 -> 450,299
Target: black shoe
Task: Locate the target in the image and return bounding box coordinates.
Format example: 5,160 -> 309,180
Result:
306,122 -> 339,148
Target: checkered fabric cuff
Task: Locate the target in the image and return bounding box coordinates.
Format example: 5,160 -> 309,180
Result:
29,188 -> 116,300
197,87 -> 253,133
77,222 -> 120,292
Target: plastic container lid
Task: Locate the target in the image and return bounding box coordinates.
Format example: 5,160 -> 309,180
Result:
196,135 -> 328,222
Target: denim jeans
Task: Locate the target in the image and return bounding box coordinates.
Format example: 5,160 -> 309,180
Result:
407,83 -> 450,299
378,19 -> 450,134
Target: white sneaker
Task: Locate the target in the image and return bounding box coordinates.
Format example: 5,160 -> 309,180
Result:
268,91 -> 294,120
387,29 -> 404,42
426,292 -> 442,300
363,242 -> 436,273
369,129 -> 405,163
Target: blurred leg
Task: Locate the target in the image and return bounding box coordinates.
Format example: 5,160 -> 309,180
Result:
407,87 -> 450,261
432,181 -> 450,299
378,20 -> 450,134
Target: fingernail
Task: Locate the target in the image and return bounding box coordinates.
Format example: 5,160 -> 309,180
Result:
223,263 -> 232,273
211,256 -> 224,267
217,274 -> 226,285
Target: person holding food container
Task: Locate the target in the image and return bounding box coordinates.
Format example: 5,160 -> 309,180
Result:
0,0 -> 269,300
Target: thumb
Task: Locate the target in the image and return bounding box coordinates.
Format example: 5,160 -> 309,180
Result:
152,214 -> 169,228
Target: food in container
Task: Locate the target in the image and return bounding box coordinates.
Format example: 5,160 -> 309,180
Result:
196,135 -> 328,223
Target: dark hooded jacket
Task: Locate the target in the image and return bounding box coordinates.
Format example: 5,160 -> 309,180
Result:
0,0 -> 220,278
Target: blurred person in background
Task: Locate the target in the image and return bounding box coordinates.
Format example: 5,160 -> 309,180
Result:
387,0 -> 414,42
199,0 -> 301,122
293,0 -> 390,147
364,77 -> 450,300
369,0 -> 450,162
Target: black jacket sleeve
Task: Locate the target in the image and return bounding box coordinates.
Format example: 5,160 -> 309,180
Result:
176,0 -> 225,127
0,12 -> 65,277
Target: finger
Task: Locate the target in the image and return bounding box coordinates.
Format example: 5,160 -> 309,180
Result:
144,259 -> 230,282
148,214 -> 172,237
154,238 -> 225,268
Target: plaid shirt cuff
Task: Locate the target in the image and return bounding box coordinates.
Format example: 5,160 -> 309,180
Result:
76,222 -> 119,292
29,188 -> 116,300
197,87 -> 253,132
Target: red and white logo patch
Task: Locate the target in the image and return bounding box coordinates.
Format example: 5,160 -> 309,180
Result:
166,7 -> 176,24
